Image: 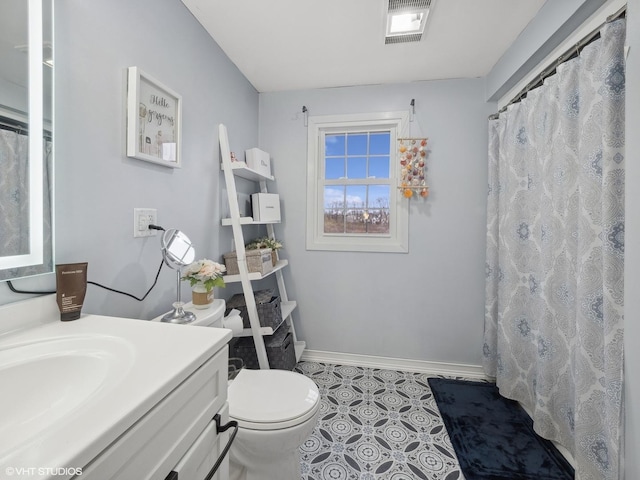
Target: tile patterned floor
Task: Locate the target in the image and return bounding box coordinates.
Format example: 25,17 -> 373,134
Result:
294,361 -> 466,480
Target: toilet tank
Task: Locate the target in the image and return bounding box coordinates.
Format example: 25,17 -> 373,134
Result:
191,299 -> 226,327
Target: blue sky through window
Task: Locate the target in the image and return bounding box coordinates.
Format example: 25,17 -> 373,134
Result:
324,132 -> 391,209
325,132 -> 390,179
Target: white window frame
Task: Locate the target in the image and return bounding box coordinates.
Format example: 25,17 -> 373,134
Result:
306,111 -> 409,253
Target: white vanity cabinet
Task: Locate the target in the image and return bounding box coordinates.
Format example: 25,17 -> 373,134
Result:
0,295 -> 232,480
80,346 -> 229,479
170,403 -> 230,480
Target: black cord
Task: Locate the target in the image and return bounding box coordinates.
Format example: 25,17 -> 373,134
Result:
6,280 -> 55,295
87,257 -> 165,301
5,224 -> 168,300
5,257 -> 165,301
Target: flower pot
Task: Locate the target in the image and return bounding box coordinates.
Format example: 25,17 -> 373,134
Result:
192,283 -> 213,309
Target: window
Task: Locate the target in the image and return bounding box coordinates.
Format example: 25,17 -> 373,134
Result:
306,111 -> 409,252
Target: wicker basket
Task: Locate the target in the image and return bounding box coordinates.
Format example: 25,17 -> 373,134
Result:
230,325 -> 296,370
223,248 -> 273,276
225,289 -> 282,329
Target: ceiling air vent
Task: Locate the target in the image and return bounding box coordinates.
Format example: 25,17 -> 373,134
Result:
385,33 -> 423,45
385,0 -> 433,45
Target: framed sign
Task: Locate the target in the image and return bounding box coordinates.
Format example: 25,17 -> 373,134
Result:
127,66 -> 182,167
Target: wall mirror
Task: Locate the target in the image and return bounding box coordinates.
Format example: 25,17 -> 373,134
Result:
0,0 -> 54,281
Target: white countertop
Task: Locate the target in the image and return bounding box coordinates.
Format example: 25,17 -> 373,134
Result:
0,295 -> 232,478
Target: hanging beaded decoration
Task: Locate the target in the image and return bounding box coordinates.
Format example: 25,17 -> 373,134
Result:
398,137 -> 429,199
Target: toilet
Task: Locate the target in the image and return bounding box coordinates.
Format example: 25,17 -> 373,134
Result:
172,299 -> 320,480
228,368 -> 320,480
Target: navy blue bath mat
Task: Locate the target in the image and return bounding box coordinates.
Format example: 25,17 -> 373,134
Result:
427,378 -> 574,480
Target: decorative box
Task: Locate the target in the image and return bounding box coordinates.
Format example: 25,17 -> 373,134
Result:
230,325 -> 296,370
245,148 -> 271,177
223,248 -> 273,276
251,193 -> 281,222
225,289 -> 282,329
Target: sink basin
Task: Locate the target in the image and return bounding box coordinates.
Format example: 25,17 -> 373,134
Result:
0,335 -> 134,458
0,296 -> 232,475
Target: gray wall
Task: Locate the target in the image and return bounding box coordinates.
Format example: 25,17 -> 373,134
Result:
0,0 -> 260,316
259,80 -> 492,365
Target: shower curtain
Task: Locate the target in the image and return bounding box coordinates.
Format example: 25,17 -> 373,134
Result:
0,128 -> 53,279
483,18 -> 625,480
0,129 -> 30,255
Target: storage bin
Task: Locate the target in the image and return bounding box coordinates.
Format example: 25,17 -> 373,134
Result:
251,193 -> 281,222
230,325 -> 296,370
225,289 -> 282,330
223,248 -> 273,276
245,148 -> 271,177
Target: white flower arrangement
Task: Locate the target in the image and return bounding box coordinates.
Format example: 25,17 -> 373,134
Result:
182,259 -> 226,291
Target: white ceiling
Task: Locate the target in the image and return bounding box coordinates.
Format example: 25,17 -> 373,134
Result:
181,0 -> 547,93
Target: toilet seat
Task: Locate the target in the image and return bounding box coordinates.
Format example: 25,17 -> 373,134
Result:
228,369 -> 320,431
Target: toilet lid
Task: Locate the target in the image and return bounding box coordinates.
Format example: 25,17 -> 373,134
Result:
228,369 -> 320,430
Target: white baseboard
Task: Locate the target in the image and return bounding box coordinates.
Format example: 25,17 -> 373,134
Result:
300,349 -> 487,380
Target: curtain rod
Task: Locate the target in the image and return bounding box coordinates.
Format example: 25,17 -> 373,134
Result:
0,114 -> 52,140
0,115 -> 28,134
0,123 -> 27,136
489,5 -> 627,121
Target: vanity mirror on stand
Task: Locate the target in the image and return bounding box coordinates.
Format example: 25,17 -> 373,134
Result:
160,229 -> 197,324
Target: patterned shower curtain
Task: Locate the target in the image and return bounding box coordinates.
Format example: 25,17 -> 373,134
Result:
0,129 -> 30,255
0,129 -> 53,279
483,18 -> 625,480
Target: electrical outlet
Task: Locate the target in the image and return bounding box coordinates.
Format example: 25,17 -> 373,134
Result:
133,208 -> 158,238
